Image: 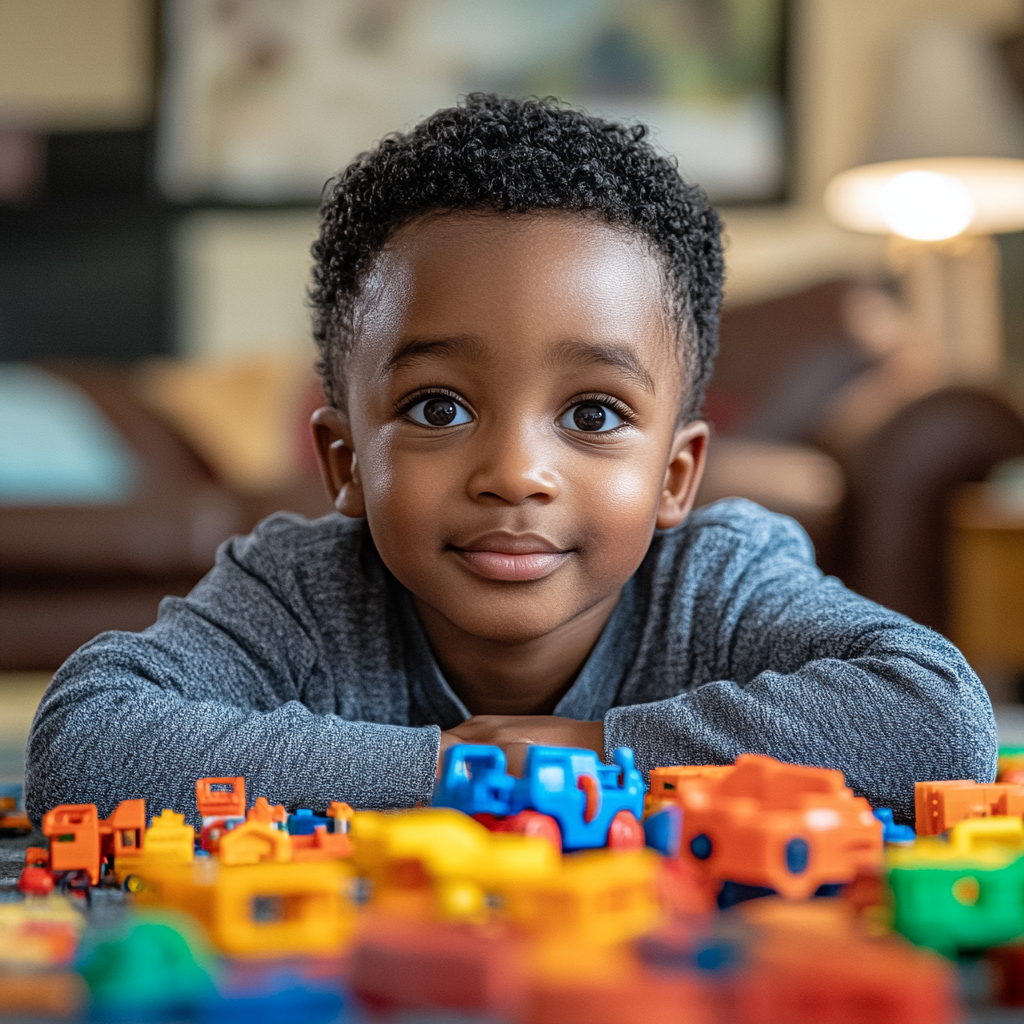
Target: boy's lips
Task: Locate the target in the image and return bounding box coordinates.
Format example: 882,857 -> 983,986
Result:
452,532 -> 571,582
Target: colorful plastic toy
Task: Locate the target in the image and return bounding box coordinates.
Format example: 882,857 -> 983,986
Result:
887,816 -> 1024,957
727,898 -> 958,1024
914,779 -> 1024,836
652,754 -> 883,900
0,783 -> 32,837
196,776 -> 247,851
502,849 -> 662,947
76,913 -> 217,1015
135,857 -> 357,958
350,807 -> 558,922
873,807 -> 915,845
434,743 -> 646,852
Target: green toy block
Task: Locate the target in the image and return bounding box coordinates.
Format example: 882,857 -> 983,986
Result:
77,910 -> 218,1012
888,856 -> 1024,958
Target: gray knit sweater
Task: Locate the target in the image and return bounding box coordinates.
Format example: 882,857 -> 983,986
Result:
24,499 -> 995,825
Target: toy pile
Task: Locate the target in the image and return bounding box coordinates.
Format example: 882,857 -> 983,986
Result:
4,744 -> 1024,1022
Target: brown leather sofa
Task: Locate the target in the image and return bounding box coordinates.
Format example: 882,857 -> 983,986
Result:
3,281 -> 1024,669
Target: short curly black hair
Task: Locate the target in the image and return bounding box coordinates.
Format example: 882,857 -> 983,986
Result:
310,93 -> 724,421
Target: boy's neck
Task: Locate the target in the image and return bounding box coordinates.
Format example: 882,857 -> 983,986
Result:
413,591 -> 622,716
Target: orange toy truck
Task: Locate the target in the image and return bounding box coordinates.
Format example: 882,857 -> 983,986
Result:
650,754 -> 883,901
19,800 -> 147,891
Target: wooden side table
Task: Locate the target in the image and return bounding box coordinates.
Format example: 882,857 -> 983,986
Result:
949,484 -> 1024,693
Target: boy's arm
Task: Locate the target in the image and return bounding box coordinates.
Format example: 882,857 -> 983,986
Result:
600,510 -> 996,823
24,525 -> 441,824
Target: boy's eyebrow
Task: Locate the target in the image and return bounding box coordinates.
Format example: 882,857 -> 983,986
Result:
382,335 -> 488,377
545,339 -> 656,393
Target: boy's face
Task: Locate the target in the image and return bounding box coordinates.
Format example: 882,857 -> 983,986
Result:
314,211 -> 707,644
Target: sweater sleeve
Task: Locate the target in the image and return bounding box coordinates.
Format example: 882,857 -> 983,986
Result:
24,523 -> 441,825
602,502 -> 997,823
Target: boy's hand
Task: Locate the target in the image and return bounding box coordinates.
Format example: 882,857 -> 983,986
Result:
438,716 -> 604,777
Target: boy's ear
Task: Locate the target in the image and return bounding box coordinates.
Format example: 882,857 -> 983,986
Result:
310,407 -> 366,518
656,420 -> 709,531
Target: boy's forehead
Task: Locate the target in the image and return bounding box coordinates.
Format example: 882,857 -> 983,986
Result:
352,211 -> 676,369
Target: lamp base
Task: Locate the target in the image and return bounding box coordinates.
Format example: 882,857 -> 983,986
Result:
887,234 -> 1003,379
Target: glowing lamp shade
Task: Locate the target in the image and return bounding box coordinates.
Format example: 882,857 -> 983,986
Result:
878,171 -> 974,240
825,157 -> 1024,239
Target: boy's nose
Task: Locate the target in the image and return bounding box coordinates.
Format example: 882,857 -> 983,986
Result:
466,429 -> 560,506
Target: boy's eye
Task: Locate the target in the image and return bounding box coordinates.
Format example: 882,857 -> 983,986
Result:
559,402 -> 624,433
407,395 -> 472,428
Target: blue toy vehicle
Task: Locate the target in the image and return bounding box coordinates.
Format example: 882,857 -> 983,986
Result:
433,744 -> 646,852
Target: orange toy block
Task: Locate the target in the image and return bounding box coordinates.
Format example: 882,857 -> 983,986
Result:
645,765 -> 734,816
196,776 -> 246,820
99,799 -> 146,863
914,780 -> 1024,836
246,796 -> 288,828
660,754 -> 882,899
291,825 -> 354,861
42,805 -> 101,885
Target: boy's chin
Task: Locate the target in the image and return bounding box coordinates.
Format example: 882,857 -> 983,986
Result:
418,585 -> 616,646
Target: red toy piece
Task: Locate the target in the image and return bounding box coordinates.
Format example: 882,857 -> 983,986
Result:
914,780 -> 1024,836
348,916 -> 529,1018
17,865 -> 55,895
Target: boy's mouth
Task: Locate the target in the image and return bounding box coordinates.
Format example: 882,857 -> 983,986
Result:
451,532 -> 571,582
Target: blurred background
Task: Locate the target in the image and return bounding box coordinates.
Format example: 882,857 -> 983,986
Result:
4,0 -> 1024,782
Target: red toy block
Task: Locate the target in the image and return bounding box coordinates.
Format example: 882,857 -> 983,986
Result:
728,899 -> 959,1024
914,780 -> 1024,836
527,967 -> 713,1024
17,865 -> 55,895
25,846 -> 49,868
348,916 -> 528,1017
41,804 -> 101,885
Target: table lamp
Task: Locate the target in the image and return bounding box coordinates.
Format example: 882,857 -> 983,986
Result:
824,25 -> 1024,377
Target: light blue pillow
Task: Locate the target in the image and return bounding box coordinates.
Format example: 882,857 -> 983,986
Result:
0,364 -> 140,504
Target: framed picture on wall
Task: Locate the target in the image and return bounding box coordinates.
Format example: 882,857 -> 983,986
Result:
159,0 -> 788,205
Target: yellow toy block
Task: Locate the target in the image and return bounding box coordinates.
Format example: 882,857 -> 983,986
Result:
350,808 -> 558,922
114,810 -> 194,885
0,895 -> 84,968
135,857 -> 356,958
502,848 -> 661,947
218,819 -> 292,866
888,815 -> 1024,869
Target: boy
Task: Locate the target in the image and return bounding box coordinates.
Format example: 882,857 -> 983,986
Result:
26,95 -> 994,825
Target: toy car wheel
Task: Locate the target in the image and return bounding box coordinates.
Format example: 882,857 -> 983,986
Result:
606,810 -> 645,850
504,811 -> 563,852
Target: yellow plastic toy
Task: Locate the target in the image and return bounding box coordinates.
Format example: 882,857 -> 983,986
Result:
114,810 -> 195,885
502,848 -> 661,948
351,808 -> 559,922
887,815 -> 1024,868
135,857 -> 356,958
218,819 -> 292,866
